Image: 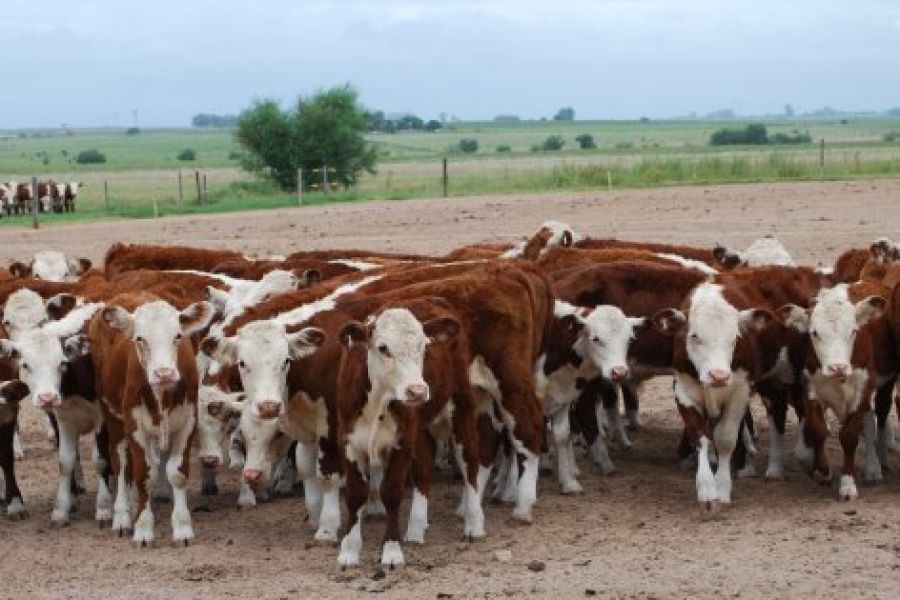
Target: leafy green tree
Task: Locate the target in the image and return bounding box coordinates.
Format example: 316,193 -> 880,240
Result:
235,85 -> 376,190
553,107 -> 575,121
575,133 -> 596,149
458,139 -> 479,153
541,135 -> 566,151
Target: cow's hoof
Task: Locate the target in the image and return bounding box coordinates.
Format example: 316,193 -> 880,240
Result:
559,480 -> 583,495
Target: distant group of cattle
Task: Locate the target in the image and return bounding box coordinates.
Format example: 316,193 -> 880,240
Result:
1,223 -> 898,568
0,181 -> 81,216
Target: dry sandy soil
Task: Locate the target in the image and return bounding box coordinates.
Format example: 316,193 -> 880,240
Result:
2,179 -> 900,600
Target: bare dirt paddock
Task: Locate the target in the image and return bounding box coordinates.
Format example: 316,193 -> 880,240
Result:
3,179 -> 900,600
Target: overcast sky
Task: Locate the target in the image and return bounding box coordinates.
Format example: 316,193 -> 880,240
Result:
2,0 -> 899,127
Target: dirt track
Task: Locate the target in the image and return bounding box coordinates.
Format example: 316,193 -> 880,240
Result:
3,179 -> 900,600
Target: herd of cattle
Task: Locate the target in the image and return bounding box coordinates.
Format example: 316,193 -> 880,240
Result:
1,222 -> 899,568
0,181 -> 81,215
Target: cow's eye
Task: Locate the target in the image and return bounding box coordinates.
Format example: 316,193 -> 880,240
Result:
378,344 -> 391,357
135,336 -> 145,344
689,333 -> 700,343
283,357 -> 291,367
591,336 -> 604,346
238,360 -> 246,369
811,329 -> 819,339
851,328 -> 858,336
21,362 -> 29,371
175,333 -> 183,342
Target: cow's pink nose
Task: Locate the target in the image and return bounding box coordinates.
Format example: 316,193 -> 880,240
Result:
610,366 -> 629,382
257,401 -> 282,419
154,367 -> 178,383
406,384 -> 429,406
827,363 -> 849,377
36,393 -> 59,408
200,456 -> 220,468
243,468 -> 263,485
709,369 -> 731,387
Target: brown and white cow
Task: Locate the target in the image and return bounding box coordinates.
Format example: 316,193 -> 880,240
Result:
63,182 -> 81,212
653,282 -> 772,507
713,237 -> 796,270
9,251 -> 92,282
0,380 -> 31,518
91,292 -> 214,544
534,301 -> 646,491
778,283 -> 893,500
0,302 -> 106,525
336,300 -> 481,567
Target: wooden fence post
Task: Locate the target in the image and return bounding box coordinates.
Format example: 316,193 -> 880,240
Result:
177,171 -> 183,208
297,168 -> 303,206
442,158 -> 448,198
104,180 -> 110,210
819,138 -> 825,178
202,173 -> 208,203
31,176 -> 39,229
195,171 -> 202,204
322,162 -> 329,195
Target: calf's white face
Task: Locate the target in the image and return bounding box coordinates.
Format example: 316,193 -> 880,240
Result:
103,300 -> 214,389
0,330 -> 90,409
779,285 -> 885,378
654,284 -> 770,387
202,320 -> 325,419
340,309 -> 460,407
197,385 -> 245,467
3,289 -> 49,339
557,302 -> 645,381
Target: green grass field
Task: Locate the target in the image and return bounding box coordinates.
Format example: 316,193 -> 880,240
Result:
2,117 -> 899,225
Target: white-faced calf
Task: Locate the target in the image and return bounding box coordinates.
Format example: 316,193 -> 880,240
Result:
778,283 -> 890,500
535,301 -> 646,491
654,283 -> 771,509
91,293 -> 214,545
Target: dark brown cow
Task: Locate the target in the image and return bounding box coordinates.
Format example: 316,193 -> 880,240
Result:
575,237 -> 717,265
0,380 -> 31,518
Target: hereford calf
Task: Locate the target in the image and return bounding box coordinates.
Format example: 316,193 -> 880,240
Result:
0,380 -> 31,518
778,283 -> 891,500
10,251 -> 92,282
0,303 -> 106,525
713,237 -> 796,270
534,301 -> 646,490
91,293 -> 214,544
653,282 -> 772,507
336,303 -> 476,567
103,242 -> 245,278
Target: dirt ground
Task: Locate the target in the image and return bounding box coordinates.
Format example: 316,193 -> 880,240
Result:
2,179 -> 900,600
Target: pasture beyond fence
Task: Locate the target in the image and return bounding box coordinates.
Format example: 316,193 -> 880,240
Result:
3,141 -> 900,226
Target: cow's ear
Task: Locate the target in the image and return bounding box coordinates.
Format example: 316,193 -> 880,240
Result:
103,306 -> 134,337
9,261 -> 31,278
63,334 -> 91,361
0,380 -> 29,406
557,313 -> 584,336
629,316 -> 650,332
339,321 -> 369,348
560,230 -> 574,247
855,296 -> 886,326
712,244 -> 742,270
0,339 -> 19,360
775,304 -> 810,333
68,257 -> 91,275
300,269 -> 322,287
739,308 -> 773,333
46,293 -> 79,320
870,238 -> 893,262
287,326 -> 326,359
207,286 -> 230,312
200,335 -> 238,366
180,301 -> 215,336
652,308 -> 687,336
423,316 -> 460,344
